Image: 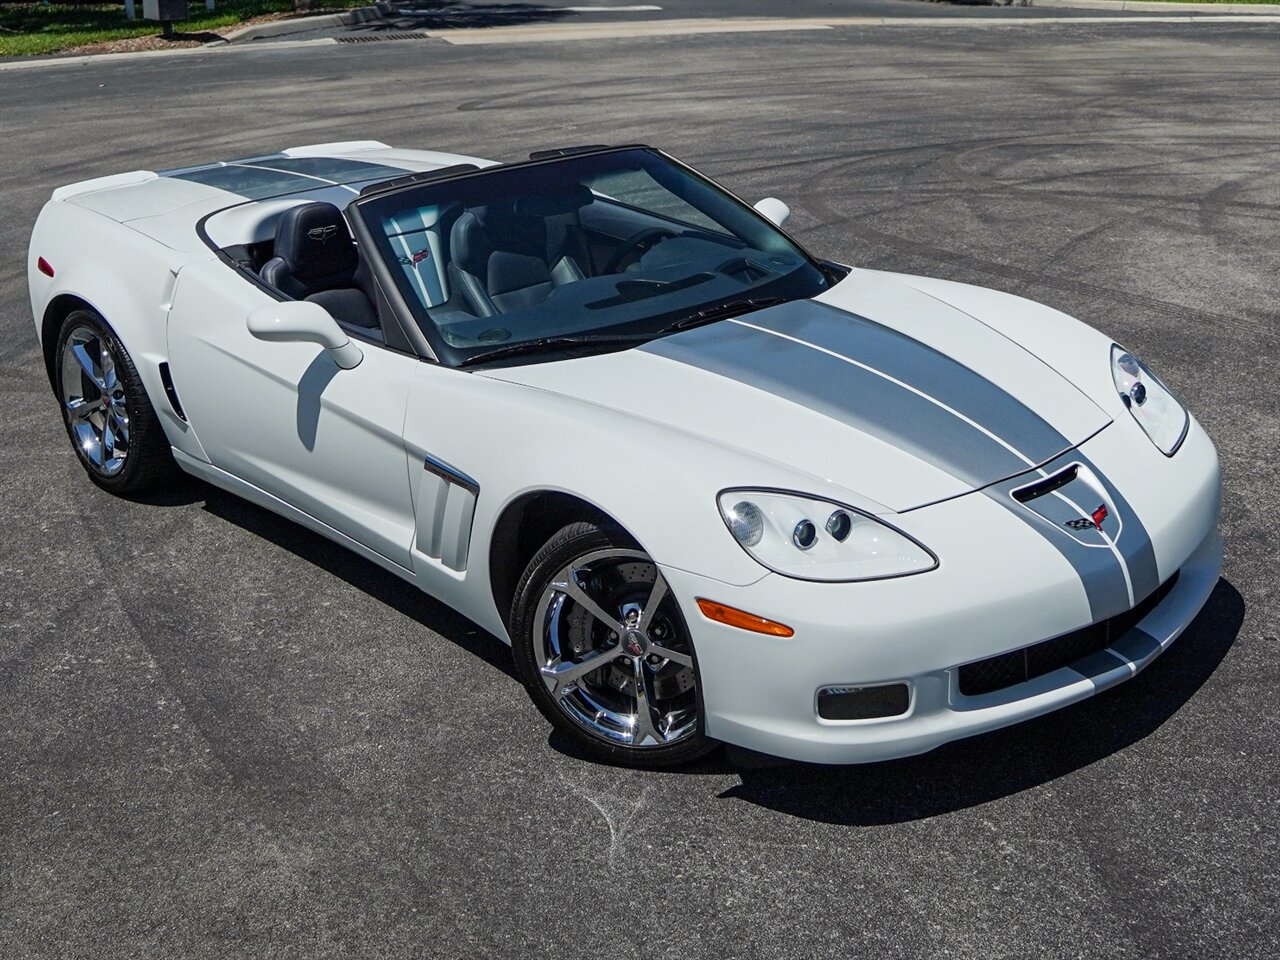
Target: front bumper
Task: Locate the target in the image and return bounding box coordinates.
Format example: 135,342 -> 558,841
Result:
666,418 -> 1222,764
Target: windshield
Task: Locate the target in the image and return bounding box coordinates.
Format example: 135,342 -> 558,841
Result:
353,148 -> 830,366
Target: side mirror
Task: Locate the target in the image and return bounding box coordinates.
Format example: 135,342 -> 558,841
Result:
754,197 -> 791,228
247,301 -> 363,370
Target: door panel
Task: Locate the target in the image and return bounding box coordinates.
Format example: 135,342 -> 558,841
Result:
167,261 -> 418,569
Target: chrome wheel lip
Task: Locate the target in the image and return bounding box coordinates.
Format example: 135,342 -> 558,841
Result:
60,324 -> 129,478
535,547 -> 699,750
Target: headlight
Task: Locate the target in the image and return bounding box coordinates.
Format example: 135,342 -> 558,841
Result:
717,489 -> 937,582
1110,345 -> 1188,455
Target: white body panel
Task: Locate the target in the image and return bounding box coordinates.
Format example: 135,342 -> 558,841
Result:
28,143 -> 1224,765
167,260 -> 419,569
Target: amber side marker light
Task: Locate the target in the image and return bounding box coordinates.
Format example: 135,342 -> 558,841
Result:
695,598 -> 794,637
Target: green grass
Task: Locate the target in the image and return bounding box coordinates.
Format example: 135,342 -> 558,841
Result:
0,0 -> 357,57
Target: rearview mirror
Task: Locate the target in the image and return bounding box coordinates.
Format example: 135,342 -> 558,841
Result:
247,301 -> 363,370
754,197 -> 791,227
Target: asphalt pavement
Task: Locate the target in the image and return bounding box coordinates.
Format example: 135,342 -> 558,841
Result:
1,16 -> 1278,960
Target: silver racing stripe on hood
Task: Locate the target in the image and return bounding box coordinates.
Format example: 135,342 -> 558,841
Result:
983,450 -> 1162,623
641,300 -> 1074,491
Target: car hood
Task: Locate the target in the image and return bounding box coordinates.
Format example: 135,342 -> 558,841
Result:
480,269 -> 1112,512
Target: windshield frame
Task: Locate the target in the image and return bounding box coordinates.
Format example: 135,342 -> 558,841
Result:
346,145 -> 834,369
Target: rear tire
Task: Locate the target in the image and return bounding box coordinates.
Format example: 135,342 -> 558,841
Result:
511,521 -> 715,768
54,309 -> 179,495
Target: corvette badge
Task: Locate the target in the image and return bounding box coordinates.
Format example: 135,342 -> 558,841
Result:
1066,504 -> 1109,531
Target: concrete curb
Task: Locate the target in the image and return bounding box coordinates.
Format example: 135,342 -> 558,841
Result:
221,1 -> 393,43
1029,0 -> 1280,13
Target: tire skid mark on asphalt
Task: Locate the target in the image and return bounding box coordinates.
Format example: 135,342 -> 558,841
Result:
793,180 -> 1280,233
784,138 -> 1269,333
925,140 -> 1279,271
849,218 -> 1258,332
778,130 -> 1278,215
1195,169 -> 1280,237
556,768 -> 653,869
948,143 -> 1280,199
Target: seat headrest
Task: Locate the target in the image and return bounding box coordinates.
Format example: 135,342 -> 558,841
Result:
512,184 -> 593,219
450,207 -> 546,275
450,191 -> 584,277
272,202 -> 357,283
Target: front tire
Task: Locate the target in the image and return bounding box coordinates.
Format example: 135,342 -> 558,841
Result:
511,521 -> 715,768
54,309 -> 178,495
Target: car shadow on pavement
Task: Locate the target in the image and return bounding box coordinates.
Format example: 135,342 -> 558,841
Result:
184,475 -> 1244,821
716,578 -> 1245,826
196,479 -> 520,682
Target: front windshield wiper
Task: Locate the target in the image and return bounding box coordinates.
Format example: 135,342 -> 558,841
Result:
456,332 -> 653,368
661,296 -> 791,333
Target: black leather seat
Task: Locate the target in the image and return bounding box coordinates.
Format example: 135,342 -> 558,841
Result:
260,202 -> 379,331
448,187 -> 591,317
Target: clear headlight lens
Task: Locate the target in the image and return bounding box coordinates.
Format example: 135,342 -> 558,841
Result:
1110,345 -> 1189,455
717,490 -> 937,582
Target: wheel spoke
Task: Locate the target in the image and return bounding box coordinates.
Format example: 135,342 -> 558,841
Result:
635,570 -> 668,631
66,397 -> 103,421
552,566 -> 625,634
631,657 -> 662,747
102,416 -> 116,461
110,407 -> 130,443
71,343 -> 105,391
99,340 -> 118,393
540,643 -> 626,696
81,426 -> 103,466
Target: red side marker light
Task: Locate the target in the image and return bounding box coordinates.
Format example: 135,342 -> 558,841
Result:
37,257 -> 54,277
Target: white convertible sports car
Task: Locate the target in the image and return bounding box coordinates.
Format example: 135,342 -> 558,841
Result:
28,141 -> 1221,767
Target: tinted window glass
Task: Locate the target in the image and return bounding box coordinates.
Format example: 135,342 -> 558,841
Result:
354,149 -> 828,366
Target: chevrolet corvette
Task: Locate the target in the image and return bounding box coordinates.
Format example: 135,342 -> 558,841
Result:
28,141 -> 1222,766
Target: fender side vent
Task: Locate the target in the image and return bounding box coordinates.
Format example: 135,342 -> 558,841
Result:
158,362 -> 186,422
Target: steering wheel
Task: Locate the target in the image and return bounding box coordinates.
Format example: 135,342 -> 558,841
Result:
605,227 -> 678,274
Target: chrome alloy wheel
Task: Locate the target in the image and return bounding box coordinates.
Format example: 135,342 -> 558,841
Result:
533,548 -> 699,749
60,325 -> 130,477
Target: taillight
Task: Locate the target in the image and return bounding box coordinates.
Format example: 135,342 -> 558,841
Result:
37,257 -> 54,277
